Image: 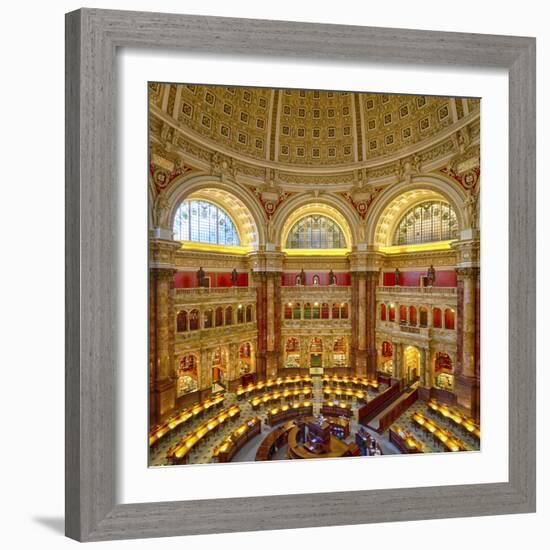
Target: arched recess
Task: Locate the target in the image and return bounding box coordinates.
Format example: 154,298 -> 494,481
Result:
165,174 -> 265,248
274,196 -> 358,252
365,175 -> 467,249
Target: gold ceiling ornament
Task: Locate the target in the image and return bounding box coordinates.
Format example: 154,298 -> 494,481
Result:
149,83 -> 479,170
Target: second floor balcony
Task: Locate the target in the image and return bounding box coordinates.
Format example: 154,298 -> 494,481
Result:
175,286 -> 256,305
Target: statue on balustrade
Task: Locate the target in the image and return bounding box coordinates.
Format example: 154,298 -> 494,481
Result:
197,266 -> 205,288
231,268 -> 238,286
297,268 -> 306,286
426,264 -> 436,287
329,269 -> 337,286
394,267 -> 400,287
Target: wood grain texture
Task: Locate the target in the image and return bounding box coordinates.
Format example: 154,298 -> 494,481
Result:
65,8 -> 536,542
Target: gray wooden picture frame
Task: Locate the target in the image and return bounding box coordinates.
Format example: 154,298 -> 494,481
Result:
65,8 -> 536,542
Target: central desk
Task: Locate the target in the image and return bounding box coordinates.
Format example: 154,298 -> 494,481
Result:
287,417 -> 353,460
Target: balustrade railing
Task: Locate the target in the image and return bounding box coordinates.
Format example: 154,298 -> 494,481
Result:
377,286 -> 457,295
175,286 -> 254,295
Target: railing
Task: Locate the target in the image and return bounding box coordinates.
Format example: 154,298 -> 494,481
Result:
281,284 -> 351,289
175,287 -> 254,295
175,322 -> 257,338
377,286 -> 457,295
400,325 -> 421,334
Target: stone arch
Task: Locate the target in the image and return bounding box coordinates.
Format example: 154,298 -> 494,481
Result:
273,194 -> 359,250
366,174 -> 467,248
164,174 -> 265,247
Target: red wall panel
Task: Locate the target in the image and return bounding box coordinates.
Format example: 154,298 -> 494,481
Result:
173,271 -> 249,288
281,271 -> 351,286
383,270 -> 457,287
433,307 -> 442,328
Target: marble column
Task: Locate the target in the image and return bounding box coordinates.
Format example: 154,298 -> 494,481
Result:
394,343 -> 404,388
456,267 -> 480,419
252,273 -> 267,381
149,267 -> 176,424
353,272 -> 367,376
420,348 -> 427,387
265,272 -> 282,378
391,341 -> 398,380
365,271 -> 379,379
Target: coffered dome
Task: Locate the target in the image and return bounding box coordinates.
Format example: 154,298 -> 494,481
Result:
149,82 -> 479,169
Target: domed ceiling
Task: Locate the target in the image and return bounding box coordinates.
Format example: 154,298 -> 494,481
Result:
149,82 -> 479,168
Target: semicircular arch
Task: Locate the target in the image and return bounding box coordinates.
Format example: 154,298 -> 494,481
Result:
273,194 -> 359,250
365,174 -> 467,248
166,174 -> 265,248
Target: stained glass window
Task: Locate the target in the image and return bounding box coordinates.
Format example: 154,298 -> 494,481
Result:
173,200 -> 240,245
393,201 -> 458,245
286,215 -> 345,249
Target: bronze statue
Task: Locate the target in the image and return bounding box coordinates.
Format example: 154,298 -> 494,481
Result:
231,268 -> 238,286
329,269 -> 337,285
394,267 -> 400,286
427,264 -> 436,286
299,268 -> 306,285
197,267 -> 205,287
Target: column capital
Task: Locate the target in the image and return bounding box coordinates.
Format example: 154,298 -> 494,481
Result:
150,266 -> 176,281
149,238 -> 180,270
247,251 -> 285,273
456,266 -> 480,280
348,251 -> 384,272
452,238 -> 480,269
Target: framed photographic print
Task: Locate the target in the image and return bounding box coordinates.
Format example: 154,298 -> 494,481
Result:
65,8 -> 536,542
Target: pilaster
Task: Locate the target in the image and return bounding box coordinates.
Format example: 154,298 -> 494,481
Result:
453,236 -> 480,419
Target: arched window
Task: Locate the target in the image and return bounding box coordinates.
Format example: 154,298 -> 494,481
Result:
389,304 -> 396,322
237,305 -> 244,323
173,199 -> 240,245
380,303 -> 387,321
312,275 -> 320,285
444,308 -> 455,330
419,306 -> 428,327
203,309 -> 213,329
292,302 -> 301,320
409,306 -> 417,326
433,307 -> 442,328
435,352 -> 452,372
332,303 -> 340,319
284,303 -> 292,320
321,303 -> 330,319
225,306 -> 233,326
341,303 -> 349,319
304,303 -> 312,320
215,307 -> 224,327
393,201 -> 458,245
246,304 -> 253,322
176,354 -> 198,397
312,302 -> 320,319
239,342 -> 251,358
286,215 -> 346,249
333,337 -> 347,352
399,305 -> 407,324
310,337 -> 323,352
381,341 -> 393,357
286,337 -> 300,352
189,309 -> 200,331
176,310 -> 187,332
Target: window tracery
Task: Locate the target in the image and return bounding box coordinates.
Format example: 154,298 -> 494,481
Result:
393,201 -> 458,245
286,215 -> 345,249
173,199 -> 240,245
